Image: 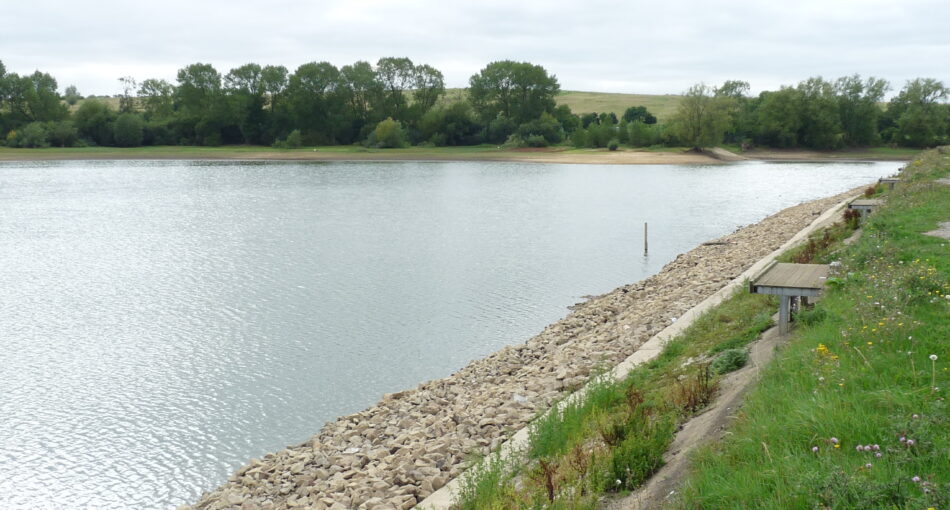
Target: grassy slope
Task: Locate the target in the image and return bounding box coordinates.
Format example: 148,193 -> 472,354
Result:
438,89 -> 682,121
677,149 -> 950,509
555,91 -> 681,121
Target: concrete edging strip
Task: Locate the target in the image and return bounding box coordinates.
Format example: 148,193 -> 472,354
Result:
417,194 -> 853,509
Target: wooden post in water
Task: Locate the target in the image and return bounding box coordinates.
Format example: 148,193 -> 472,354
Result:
644,222 -> 648,256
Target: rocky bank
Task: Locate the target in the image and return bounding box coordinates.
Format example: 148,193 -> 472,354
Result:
186,187 -> 860,510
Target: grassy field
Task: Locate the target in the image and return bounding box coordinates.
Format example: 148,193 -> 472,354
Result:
434,89 -> 682,121
555,91 -> 682,121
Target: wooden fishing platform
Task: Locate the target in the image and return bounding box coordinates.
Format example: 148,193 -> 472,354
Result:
879,177 -> 900,189
848,198 -> 884,220
750,262 -> 830,334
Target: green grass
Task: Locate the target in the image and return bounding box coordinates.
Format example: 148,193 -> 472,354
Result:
454,288 -> 777,509
675,148 -> 950,509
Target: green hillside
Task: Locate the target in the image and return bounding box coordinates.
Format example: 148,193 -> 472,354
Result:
556,91 -> 682,121
440,89 -> 681,122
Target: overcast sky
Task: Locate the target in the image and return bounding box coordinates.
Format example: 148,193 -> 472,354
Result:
3,0 -> 948,98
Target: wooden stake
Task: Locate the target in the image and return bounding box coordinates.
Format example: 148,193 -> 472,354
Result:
644,222 -> 648,256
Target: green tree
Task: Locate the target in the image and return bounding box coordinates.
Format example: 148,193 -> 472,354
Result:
175,63 -> 225,144
412,64 -> 445,113
286,61 -> 343,143
886,78 -> 948,147
225,63 -> 267,144
516,112 -> 563,145
754,87 -> 802,147
113,113 -> 144,146
671,83 -> 730,149
369,117 -> 408,148
3,71 -> 67,126
419,102 -> 482,145
834,75 -> 889,146
138,79 -> 175,119
118,76 -> 137,113
14,121 -> 49,147
63,85 -> 81,105
714,80 -> 751,144
376,57 -> 415,120
468,61 -> 559,125
796,77 -> 842,149
73,98 -> 116,145
339,61 -> 383,128
47,120 -> 78,147
621,106 -> 657,124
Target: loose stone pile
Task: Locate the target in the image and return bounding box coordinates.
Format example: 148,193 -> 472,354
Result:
186,189 -> 857,510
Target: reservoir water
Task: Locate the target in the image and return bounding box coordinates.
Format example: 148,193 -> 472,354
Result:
0,159 -> 895,508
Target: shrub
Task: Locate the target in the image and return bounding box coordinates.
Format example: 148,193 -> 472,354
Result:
710,348 -> 749,375
371,118 -> 408,148
15,122 -> 50,148
47,120 -> 79,147
501,133 -> 527,148
113,113 -> 144,147
524,134 -> 547,147
285,129 -> 302,148
607,139 -> 619,151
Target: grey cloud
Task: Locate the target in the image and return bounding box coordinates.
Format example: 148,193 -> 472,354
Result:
1,0 -> 946,97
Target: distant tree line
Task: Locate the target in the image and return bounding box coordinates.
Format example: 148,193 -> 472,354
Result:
0,57 -> 947,150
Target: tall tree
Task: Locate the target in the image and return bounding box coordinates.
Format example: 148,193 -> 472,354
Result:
468,60 -> 559,125
671,83 -> 729,149
886,78 -> 948,147
796,77 -> 842,149
375,57 -> 414,120
118,76 -> 137,113
834,75 -> 889,146
286,61 -> 342,142
754,87 -> 802,147
412,64 -> 445,113
339,61 -> 383,130
225,63 -> 266,143
175,63 -> 223,144
138,78 -> 175,119
175,63 -> 221,116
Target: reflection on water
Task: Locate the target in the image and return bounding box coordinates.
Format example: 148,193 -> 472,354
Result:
0,159 -> 895,508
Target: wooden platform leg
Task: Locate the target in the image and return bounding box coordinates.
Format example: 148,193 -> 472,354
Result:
779,296 -> 791,334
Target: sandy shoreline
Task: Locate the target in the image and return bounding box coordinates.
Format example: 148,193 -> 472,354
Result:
0,146 -> 913,165
185,185 -> 865,510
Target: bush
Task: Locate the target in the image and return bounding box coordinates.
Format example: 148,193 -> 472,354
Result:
607,139 -> 619,151
501,133 -> 526,148
711,348 -> 749,375
285,129 -> 302,148
113,113 -> 144,147
47,120 -> 79,147
14,122 -> 50,148
370,118 -> 408,148
524,134 -> 547,147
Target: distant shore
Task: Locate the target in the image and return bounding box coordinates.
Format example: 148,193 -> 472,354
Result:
0,145 -> 917,165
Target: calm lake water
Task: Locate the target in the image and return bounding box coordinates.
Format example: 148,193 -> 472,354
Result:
0,159 -> 895,508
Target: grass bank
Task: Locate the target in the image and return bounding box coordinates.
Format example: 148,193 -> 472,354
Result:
453,288 -> 777,509
451,148 -> 946,509
675,148 -> 950,508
